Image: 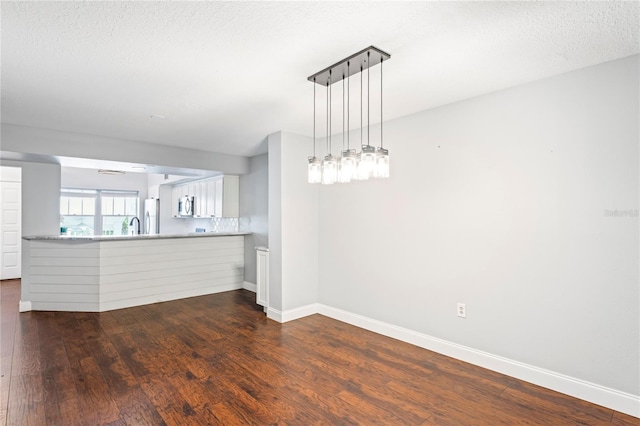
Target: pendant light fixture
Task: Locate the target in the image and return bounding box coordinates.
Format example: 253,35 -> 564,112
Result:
308,46 -> 390,185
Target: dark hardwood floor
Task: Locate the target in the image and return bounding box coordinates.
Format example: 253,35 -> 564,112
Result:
1,279 -> 638,425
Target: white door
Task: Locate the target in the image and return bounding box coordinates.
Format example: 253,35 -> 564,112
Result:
0,167 -> 22,279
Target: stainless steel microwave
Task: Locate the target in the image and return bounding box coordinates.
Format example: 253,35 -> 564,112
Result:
178,196 -> 195,216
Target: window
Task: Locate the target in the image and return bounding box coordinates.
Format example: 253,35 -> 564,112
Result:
60,189 -> 97,236
100,191 -> 139,236
60,189 -> 139,236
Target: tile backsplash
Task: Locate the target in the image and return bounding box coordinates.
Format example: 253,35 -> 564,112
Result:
208,217 -> 245,232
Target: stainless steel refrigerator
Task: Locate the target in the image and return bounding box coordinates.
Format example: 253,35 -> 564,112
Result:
144,198 -> 160,235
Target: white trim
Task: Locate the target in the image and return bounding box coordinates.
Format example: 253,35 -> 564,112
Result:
316,304 -> 640,418
243,281 -> 257,292
266,307 -> 282,322
267,303 -> 319,323
18,300 -> 31,312
281,303 -> 318,322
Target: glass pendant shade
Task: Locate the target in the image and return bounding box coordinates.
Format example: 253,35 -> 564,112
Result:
338,149 -> 357,183
308,156 -> 322,183
374,147 -> 389,178
357,145 -> 376,180
322,155 -> 338,185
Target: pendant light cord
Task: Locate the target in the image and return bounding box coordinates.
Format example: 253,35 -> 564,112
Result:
328,71 -> 332,155
380,58 -> 383,149
342,74 -> 345,151
367,51 -> 370,147
360,65 -> 363,148
313,78 -> 316,156
326,80 -> 329,156
347,62 -> 350,150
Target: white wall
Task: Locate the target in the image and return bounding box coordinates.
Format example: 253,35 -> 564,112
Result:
240,153 -> 268,284
0,160 -> 60,236
268,133 -> 283,311
268,132 -> 319,314
280,132 -> 319,311
61,166 -> 149,199
318,55 -> 639,397
147,173 -> 188,198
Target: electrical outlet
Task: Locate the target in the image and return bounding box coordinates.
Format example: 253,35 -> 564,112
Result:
457,303 -> 466,318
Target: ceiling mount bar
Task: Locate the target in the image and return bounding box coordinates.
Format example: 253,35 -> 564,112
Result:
307,45 -> 390,86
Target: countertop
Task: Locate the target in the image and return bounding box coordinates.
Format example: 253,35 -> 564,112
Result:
23,231 -> 251,241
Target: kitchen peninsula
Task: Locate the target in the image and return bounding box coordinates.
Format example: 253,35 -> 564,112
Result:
20,232 -> 250,312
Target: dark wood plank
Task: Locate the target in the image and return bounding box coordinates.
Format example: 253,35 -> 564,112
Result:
1,279 -> 638,425
5,373 -> 45,426
72,356 -> 122,425
613,411 -> 640,426
1,279 -> 20,424
499,381 -> 614,425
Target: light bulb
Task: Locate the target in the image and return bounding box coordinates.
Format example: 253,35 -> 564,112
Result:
322,155 -> 338,185
357,145 -> 376,180
308,157 -> 321,184
374,147 -> 389,179
338,149 -> 356,183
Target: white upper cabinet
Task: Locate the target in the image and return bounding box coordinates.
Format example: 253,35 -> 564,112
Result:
214,175 -> 239,218
205,179 -> 216,217
171,175 -> 239,218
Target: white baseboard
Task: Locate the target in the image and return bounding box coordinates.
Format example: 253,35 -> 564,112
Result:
267,303 -> 318,323
266,307 -> 282,322
18,300 -> 32,312
242,281 -> 257,292
281,303 -> 318,322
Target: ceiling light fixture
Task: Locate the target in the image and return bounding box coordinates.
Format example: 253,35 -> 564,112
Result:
308,46 -> 390,185
98,169 -> 126,175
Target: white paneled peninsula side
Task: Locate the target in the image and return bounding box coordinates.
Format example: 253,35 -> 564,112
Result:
20,232 -> 249,312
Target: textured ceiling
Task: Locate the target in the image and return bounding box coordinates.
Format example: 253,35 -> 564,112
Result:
1,1 -> 638,157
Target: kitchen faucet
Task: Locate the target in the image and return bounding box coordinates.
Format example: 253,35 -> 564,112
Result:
130,216 -> 141,235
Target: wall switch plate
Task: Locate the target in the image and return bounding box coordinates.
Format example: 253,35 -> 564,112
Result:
457,303 -> 466,318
